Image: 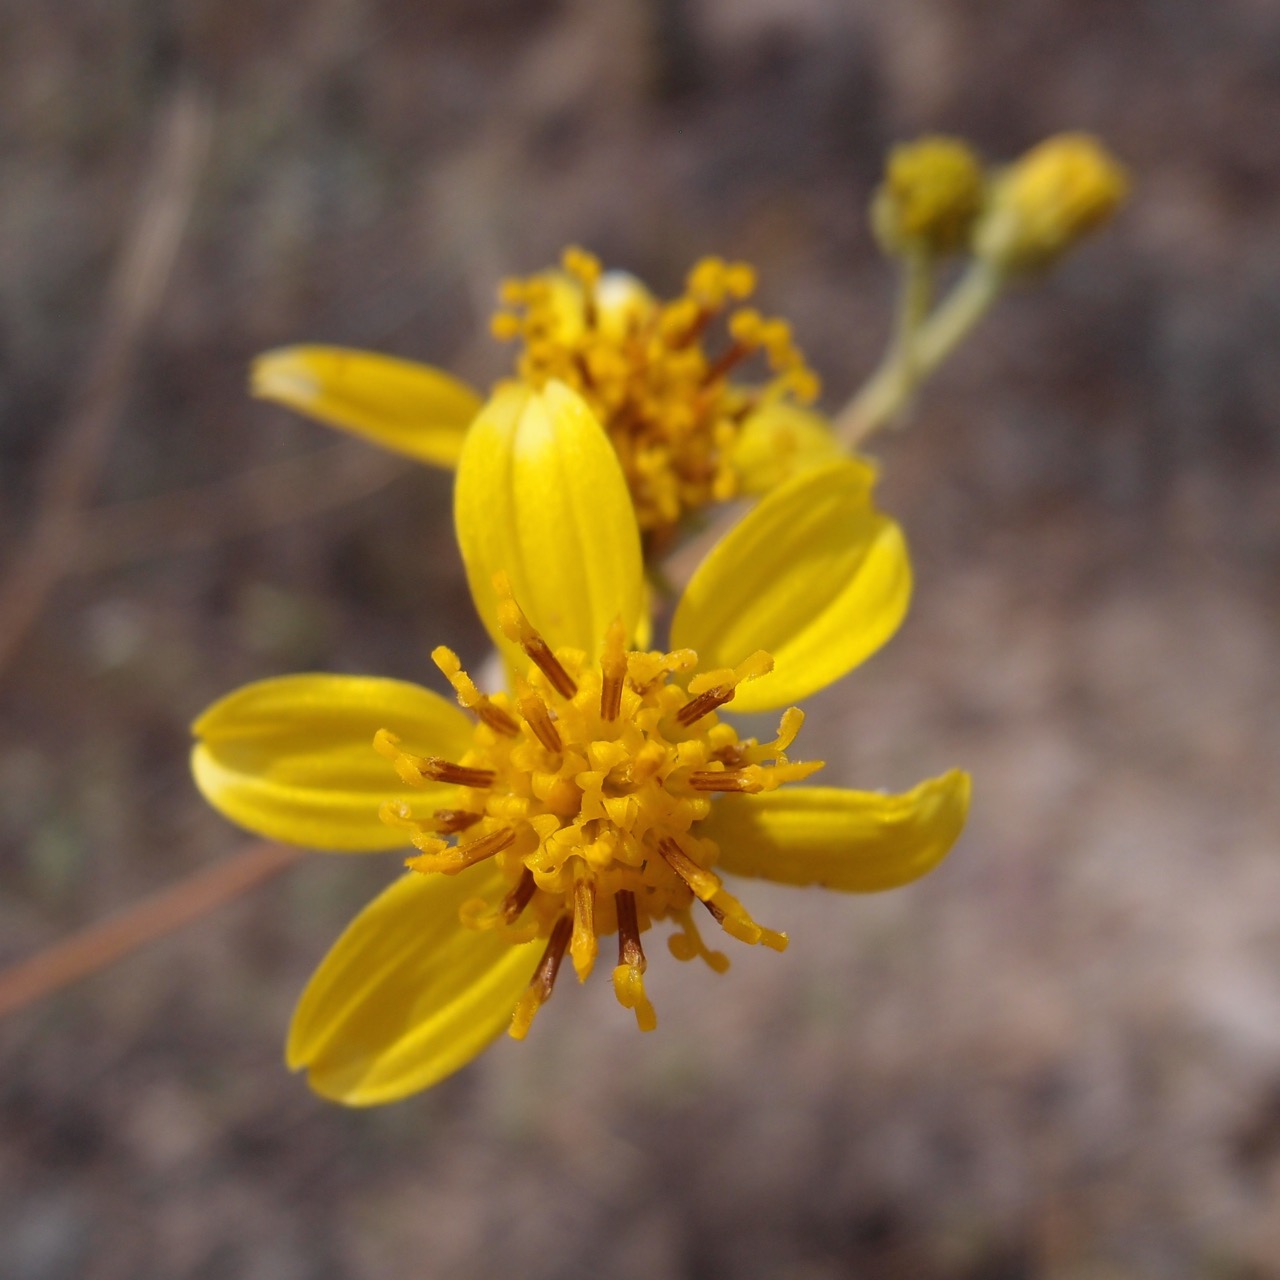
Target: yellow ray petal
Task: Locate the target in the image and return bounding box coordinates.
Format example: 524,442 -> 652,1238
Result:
455,380 -> 644,663
670,460 -> 911,711
731,400 -> 845,495
702,771 -> 970,892
288,867 -> 541,1105
251,346 -> 482,467
192,674 -> 474,851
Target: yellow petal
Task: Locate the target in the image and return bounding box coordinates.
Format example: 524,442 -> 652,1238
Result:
455,380 -> 644,664
670,459 -> 911,712
703,771 -> 970,892
251,346 -> 482,467
732,400 -> 845,495
288,867 -> 541,1105
192,674 -> 473,851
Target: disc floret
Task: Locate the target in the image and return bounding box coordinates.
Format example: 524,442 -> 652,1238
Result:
373,577 -> 822,1038
490,249 -> 821,538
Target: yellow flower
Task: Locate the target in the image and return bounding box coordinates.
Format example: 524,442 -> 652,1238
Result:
975,133 -> 1129,274
871,136 -> 985,257
251,250 -> 841,544
192,381 -> 969,1105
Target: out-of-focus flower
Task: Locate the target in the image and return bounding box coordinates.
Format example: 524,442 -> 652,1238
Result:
252,251 -> 841,544
191,381 -> 969,1105
871,136 -> 985,258
974,133 -> 1129,274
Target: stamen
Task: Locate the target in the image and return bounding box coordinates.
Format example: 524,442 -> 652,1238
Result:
612,890 -> 657,1031
433,646 -> 519,736
657,835 -> 722,901
688,767 -> 766,794
494,573 -> 578,698
516,679 -> 563,753
570,872 -> 597,981
677,650 -> 774,726
501,868 -> 538,924
599,617 -> 628,721
406,825 -> 515,875
510,914 -> 573,1040
373,730 -> 495,789
431,809 -> 484,835
703,893 -> 789,952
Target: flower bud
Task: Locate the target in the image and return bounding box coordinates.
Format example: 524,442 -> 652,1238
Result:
871,136 -> 985,257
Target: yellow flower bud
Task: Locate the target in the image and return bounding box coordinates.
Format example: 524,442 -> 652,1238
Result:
975,132 -> 1129,274
871,136 -> 985,257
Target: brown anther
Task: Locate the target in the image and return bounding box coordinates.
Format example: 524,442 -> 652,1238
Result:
496,578 -> 578,699
712,744 -> 751,768
676,685 -> 734,727
657,836 -> 721,901
615,890 -> 646,971
687,768 -> 763,794
454,826 -> 516,867
431,809 -> 484,834
474,700 -> 519,737
518,686 -> 563,753
702,341 -> 751,386
599,618 -> 628,722
501,868 -> 538,923
419,758 -> 496,789
531,915 -> 573,1004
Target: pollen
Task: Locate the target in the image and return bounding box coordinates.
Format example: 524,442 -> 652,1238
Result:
376,589 -> 826,1039
490,249 -> 821,540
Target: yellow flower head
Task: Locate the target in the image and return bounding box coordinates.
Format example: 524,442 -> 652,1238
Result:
192,382 -> 969,1104
871,136 -> 985,257
490,248 -> 823,539
975,133 -> 1129,274
251,251 -> 839,549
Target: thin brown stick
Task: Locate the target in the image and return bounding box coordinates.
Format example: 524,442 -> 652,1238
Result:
0,842 -> 307,1021
70,442 -> 413,574
0,86 -> 213,680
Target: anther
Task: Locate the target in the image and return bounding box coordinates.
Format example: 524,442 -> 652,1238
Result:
433,646 -> 519,736
677,651 -> 773,726
516,680 -> 563,753
406,825 -> 515,875
570,873 -> 597,981
419,758 -> 496,789
612,889 -> 657,1032
494,573 -> 578,698
501,868 -> 538,924
599,617 -> 628,721
431,809 -> 484,834
510,914 -> 573,1040
657,835 -> 722,901
688,767 -> 765,794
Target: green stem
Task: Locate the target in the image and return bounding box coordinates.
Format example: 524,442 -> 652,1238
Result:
838,259 -> 1005,448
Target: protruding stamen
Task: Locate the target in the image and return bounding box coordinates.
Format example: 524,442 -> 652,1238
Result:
599,617 -> 628,721
570,872 -> 597,981
494,573 -> 578,698
703,893 -> 789,952
612,890 -> 657,1031
406,825 -> 515,875
676,651 -> 773,726
374,730 -> 496,789
510,915 -> 573,1040
516,679 -> 563,753
688,767 -> 765,794
431,809 -> 484,835
433,646 -> 519,736
501,868 -> 538,924
657,835 -> 722,901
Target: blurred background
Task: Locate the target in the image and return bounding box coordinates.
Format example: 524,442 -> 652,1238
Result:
2,1 -> 1279,1276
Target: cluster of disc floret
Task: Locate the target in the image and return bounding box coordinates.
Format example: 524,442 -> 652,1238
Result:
489,248 -> 820,542
373,576 -> 821,1037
